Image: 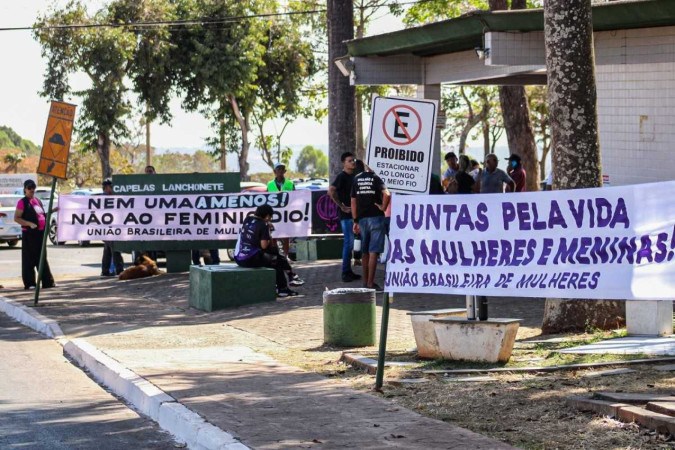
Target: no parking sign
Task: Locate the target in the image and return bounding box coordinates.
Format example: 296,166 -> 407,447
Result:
366,96 -> 438,194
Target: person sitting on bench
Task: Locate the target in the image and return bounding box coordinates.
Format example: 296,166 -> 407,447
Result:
234,204 -> 301,298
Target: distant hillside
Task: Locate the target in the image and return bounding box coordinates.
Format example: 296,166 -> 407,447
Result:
0,126 -> 40,156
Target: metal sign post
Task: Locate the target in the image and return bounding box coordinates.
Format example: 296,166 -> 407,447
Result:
375,292 -> 392,390
34,100 -> 76,306
34,177 -> 58,306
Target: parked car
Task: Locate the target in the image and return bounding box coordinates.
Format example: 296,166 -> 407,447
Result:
0,194 -> 23,247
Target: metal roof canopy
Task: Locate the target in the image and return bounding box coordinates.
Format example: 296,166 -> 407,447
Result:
346,0 -> 675,58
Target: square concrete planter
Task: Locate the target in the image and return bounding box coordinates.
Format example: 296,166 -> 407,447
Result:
407,309 -> 466,359
431,318 -> 521,363
626,300 -> 673,336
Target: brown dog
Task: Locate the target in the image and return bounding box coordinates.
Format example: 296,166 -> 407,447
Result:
118,255 -> 162,280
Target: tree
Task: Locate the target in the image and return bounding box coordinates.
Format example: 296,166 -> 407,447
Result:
488,0 -> 540,192
442,86 -> 491,154
252,20 -> 321,170
541,0 -> 624,333
527,85 -> 551,178
327,0 -> 356,178
172,0 -> 267,179
296,145 -> 329,177
107,0 -> 177,167
4,152 -> 26,173
34,2 -> 136,179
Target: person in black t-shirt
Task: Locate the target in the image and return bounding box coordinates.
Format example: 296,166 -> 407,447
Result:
455,155 -> 476,194
234,205 -> 299,298
329,152 -> 362,283
351,161 -> 390,291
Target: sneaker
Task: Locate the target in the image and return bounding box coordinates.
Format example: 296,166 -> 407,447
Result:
101,272 -> 115,277
289,274 -> 305,286
353,259 -> 362,266
341,272 -> 356,282
347,271 -> 362,280
24,285 -> 36,290
277,288 -> 300,298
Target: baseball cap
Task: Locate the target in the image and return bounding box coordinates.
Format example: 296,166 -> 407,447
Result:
273,162 -> 286,170
506,154 -> 521,162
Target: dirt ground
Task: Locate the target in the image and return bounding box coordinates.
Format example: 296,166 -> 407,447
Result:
2,258 -> 674,449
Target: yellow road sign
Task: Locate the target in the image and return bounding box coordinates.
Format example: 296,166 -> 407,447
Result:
38,101 -> 77,179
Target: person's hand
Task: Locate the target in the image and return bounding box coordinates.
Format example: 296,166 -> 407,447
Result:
52,206 -> 59,213
29,223 -> 37,229
353,223 -> 360,234
340,204 -> 351,213
375,203 -> 385,212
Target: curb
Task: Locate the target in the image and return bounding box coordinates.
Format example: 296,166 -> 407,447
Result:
0,296 -> 248,450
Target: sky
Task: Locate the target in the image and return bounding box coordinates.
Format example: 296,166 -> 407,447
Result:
0,1 -> 410,173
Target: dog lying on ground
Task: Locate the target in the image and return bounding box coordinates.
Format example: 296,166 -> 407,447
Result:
118,255 -> 162,280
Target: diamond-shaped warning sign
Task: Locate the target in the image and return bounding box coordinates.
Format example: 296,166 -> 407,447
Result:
38,101 -> 76,180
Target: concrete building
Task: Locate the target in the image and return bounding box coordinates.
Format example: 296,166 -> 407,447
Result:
340,0 -> 675,186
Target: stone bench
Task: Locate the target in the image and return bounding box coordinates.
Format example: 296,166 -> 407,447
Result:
407,309 -> 466,359
189,264 -> 276,312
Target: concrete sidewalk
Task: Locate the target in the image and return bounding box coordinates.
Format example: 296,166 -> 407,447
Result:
0,263 -> 516,449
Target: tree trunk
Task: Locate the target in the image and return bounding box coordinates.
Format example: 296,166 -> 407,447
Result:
327,0 -> 356,179
482,119 -> 490,155
96,132 -> 112,180
145,102 -> 152,167
542,0 -> 625,333
219,109 -> 227,172
228,95 -> 250,181
490,0 -> 540,192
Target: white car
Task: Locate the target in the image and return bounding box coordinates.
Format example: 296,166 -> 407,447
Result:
0,194 -> 23,247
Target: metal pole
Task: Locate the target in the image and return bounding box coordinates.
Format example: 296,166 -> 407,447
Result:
34,177 -> 57,306
374,292 -> 392,390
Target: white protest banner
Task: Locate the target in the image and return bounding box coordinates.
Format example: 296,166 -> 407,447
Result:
57,190 -> 312,241
385,181 -> 675,300
366,96 -> 437,194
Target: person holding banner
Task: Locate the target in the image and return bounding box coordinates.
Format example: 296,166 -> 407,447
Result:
14,179 -> 55,290
506,154 -> 527,192
477,153 -> 515,194
101,180 -> 125,276
234,204 -> 301,298
329,152 -> 362,283
351,160 -> 390,291
266,162 -> 295,262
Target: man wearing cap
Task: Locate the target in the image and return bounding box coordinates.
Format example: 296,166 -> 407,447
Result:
13,179 -> 56,290
506,154 -> 527,192
101,180 -> 125,276
266,162 -> 303,287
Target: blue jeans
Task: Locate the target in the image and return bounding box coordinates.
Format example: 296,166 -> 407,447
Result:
340,218 -> 354,274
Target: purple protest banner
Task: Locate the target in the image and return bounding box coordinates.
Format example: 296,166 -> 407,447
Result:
385,181 -> 675,300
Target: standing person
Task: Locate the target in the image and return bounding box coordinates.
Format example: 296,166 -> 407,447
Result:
14,179 -> 55,290
101,180 -> 124,276
455,155 -> 475,194
328,152 -> 361,282
441,152 -> 459,192
266,162 -> 294,257
477,153 -> 515,194
234,205 -> 300,298
469,159 -> 481,181
351,160 -> 390,291
506,154 -> 527,192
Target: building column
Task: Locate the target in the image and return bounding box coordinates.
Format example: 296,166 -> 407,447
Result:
416,84 -> 443,176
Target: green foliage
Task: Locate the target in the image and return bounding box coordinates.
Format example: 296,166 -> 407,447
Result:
0,126 -> 40,155
296,145 -> 328,177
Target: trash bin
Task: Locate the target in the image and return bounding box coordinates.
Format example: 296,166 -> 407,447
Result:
323,288 -> 376,347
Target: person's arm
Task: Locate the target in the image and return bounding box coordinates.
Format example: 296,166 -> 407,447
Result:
328,182 -> 350,214
351,197 -> 360,234
259,222 -> 272,249
14,203 -> 37,229
504,171 -> 516,192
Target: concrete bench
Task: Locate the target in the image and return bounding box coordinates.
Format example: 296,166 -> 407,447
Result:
407,309 -> 466,359
431,317 -> 521,363
295,238 -> 344,261
189,264 -> 276,312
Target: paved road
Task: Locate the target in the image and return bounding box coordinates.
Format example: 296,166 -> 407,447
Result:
0,314 -> 178,449
0,242 -> 113,287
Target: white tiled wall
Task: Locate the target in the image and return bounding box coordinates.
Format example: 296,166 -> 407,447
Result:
596,27 -> 675,186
